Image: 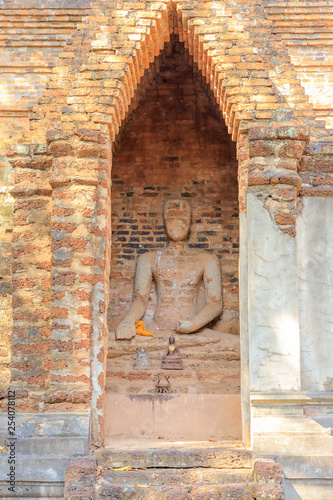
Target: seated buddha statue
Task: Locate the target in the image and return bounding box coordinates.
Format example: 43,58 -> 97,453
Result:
115,198 -> 222,340
161,336 -> 183,370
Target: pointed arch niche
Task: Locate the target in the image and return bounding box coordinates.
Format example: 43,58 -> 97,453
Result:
105,35 -> 241,442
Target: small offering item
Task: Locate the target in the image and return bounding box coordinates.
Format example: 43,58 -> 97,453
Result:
155,375 -> 171,393
161,336 -> 183,370
135,320 -> 155,338
134,348 -> 151,370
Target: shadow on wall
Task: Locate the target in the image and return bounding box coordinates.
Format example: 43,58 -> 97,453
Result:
108,36 -> 239,336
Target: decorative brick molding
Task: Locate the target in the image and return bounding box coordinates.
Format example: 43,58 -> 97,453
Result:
248,125 -> 309,236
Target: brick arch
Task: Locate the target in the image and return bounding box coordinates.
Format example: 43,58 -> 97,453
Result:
9,0 -> 313,446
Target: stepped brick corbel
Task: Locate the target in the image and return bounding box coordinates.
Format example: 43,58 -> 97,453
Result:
248,125 -> 309,236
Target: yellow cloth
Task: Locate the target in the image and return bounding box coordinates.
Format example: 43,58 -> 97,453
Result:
135,320 -> 155,338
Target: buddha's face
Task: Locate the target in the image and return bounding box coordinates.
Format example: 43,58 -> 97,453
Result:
164,199 -> 191,242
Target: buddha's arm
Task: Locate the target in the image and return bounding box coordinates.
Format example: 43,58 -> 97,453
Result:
177,255 -> 222,334
115,253 -> 153,340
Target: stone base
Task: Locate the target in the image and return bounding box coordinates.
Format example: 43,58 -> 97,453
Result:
0,412 -> 90,499
251,392 -> 333,500
104,393 -> 241,443
106,328 -> 241,443
285,479 -> 333,500
107,328 -> 241,394
64,443 -> 285,499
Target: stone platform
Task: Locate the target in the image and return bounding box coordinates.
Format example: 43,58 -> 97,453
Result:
107,328 -> 240,394
106,328 -> 241,441
105,393 -> 241,442
0,412 -> 90,499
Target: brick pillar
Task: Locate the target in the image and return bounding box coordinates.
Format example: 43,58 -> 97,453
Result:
8,144 -> 52,410
48,125 -> 111,445
246,125 -> 309,393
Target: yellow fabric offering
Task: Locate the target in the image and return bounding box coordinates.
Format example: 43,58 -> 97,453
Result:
135,320 -> 155,338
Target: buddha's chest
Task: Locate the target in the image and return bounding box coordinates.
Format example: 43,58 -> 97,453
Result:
152,254 -> 202,287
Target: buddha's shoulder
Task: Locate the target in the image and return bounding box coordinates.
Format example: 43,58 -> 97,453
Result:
137,250 -> 159,264
188,247 -> 219,263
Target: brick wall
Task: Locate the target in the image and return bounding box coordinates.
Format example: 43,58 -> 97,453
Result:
0,0 -> 89,393
263,0 -> 333,129
0,0 -> 333,446
0,0 -> 90,152
109,36 -> 239,334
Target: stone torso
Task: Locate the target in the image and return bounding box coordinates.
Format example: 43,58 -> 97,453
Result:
150,248 -> 207,329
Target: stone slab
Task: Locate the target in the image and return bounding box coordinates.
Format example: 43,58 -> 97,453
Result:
0,481 -> 63,499
102,468 -> 252,485
253,435 -> 333,456
0,458 -> 66,482
0,412 -> 90,444
98,482 -> 254,500
275,455 -> 333,480
104,393 -> 241,442
247,193 -> 300,391
13,437 -> 88,457
297,197 -> 333,392
95,442 -> 252,469
285,479 -> 333,500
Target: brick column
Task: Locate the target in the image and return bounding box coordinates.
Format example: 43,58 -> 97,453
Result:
246,125 -> 309,393
48,125 -> 111,445
7,144 -> 52,410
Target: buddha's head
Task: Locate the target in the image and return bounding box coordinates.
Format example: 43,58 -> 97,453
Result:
163,199 -> 191,242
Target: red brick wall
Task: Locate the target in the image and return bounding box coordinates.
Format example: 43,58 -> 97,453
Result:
263,0 -> 333,129
0,0 -> 330,446
108,36 -> 239,335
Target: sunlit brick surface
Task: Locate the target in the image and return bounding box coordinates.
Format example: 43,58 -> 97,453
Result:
263,0 -> 333,129
0,0 -> 333,447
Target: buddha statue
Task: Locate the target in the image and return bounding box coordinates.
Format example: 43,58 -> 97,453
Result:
115,198 -> 222,340
161,336 -> 183,370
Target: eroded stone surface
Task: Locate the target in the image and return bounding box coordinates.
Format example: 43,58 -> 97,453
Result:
116,199 -> 222,339
247,193 -> 300,392
107,329 -> 240,395
95,443 -> 252,470
90,443 -> 284,499
297,197 -> 333,391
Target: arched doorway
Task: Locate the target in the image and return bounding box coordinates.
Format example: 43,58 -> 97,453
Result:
105,35 -> 241,443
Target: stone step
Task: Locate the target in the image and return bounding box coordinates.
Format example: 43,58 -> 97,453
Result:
0,480 -> 64,499
0,457 -> 66,483
64,450 -> 285,500
108,329 -> 239,354
95,443 -> 252,470
108,350 -> 240,362
97,481 -> 255,499
101,467 -> 252,486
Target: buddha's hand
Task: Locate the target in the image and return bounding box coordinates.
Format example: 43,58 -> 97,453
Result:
115,319 -> 136,340
176,320 -> 194,334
